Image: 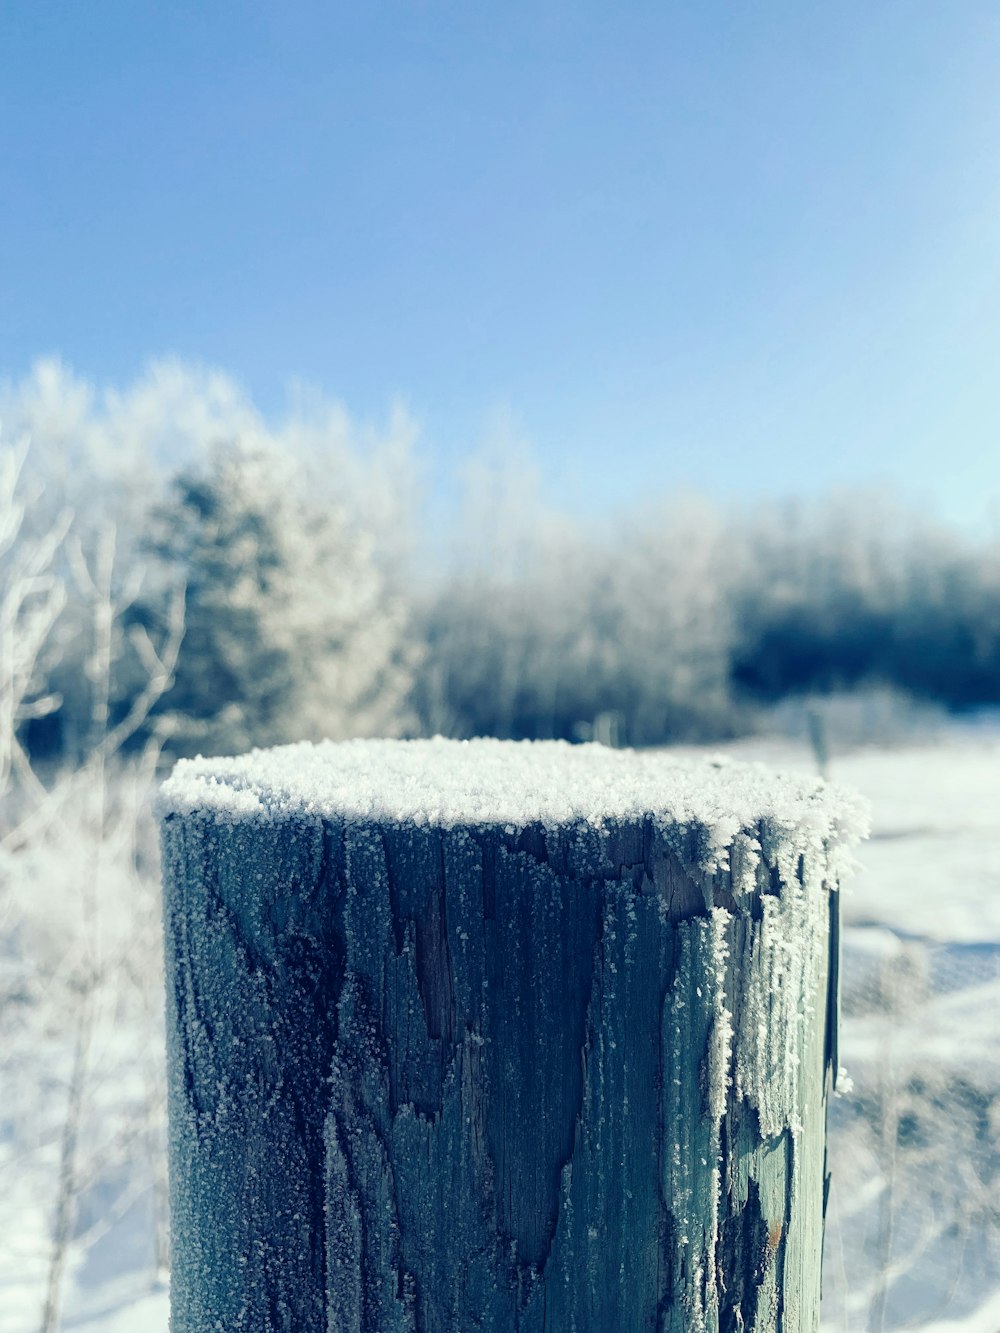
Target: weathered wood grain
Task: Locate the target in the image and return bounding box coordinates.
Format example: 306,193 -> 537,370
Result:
162,810 -> 840,1332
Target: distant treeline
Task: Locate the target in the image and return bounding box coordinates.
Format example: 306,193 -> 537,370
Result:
4,360 -> 998,761
419,492 -> 1000,745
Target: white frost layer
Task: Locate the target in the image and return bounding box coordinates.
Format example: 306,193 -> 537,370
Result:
157,737 -> 867,846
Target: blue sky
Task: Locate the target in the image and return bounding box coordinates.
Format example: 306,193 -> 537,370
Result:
3,1 -> 999,526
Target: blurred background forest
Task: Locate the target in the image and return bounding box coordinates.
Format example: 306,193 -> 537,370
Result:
6,358 -> 999,770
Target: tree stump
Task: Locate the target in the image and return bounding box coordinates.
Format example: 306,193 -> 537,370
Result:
159,738 -> 866,1332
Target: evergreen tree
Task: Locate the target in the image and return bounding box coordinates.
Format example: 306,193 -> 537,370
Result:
146,439 -> 416,756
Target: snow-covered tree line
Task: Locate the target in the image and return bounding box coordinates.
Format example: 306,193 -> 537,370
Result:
2,357 -> 999,765
419,466 -> 1000,745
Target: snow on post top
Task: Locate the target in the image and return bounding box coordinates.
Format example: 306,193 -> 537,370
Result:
157,737 -> 867,852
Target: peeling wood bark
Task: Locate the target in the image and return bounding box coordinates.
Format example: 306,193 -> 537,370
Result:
162,812 -> 840,1332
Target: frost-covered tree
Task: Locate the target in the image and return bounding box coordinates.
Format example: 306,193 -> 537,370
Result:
0,359 -> 171,758
580,496 -> 736,743
0,438 -> 69,792
144,437 -> 417,756
0,358 -> 421,759
419,448 -> 736,745
0,445 -> 182,1330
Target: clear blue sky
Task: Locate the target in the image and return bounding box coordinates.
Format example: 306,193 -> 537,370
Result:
3,1 -> 999,525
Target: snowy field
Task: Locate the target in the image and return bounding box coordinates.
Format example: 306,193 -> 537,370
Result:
1,726 -> 997,1332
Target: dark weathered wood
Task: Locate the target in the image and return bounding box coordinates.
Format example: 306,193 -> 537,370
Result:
162,788 -> 847,1333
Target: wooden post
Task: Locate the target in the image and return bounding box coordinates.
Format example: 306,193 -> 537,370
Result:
159,739 -> 865,1333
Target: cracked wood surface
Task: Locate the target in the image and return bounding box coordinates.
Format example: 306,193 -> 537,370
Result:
162,812 -> 839,1332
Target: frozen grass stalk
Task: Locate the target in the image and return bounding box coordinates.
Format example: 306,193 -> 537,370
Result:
158,737 -> 867,1332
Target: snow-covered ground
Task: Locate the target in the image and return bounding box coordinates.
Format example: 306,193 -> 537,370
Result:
2,727 -> 997,1331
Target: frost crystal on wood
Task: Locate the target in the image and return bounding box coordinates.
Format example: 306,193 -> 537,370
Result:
159,739 -> 866,1332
